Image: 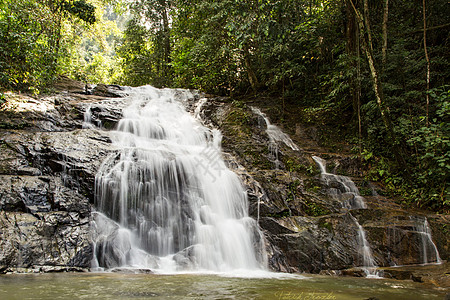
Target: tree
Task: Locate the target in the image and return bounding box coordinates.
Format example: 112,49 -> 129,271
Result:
119,0 -> 174,87
0,0 -> 96,92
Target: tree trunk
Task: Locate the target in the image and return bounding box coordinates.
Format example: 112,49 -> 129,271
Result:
423,0 -> 430,126
161,4 -> 171,81
243,44 -> 259,92
382,0 -> 389,69
346,1 -> 362,153
363,0 -> 373,53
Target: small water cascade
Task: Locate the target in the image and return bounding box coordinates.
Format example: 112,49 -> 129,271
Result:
312,156 -> 379,276
91,86 -> 267,273
312,156 -> 366,209
83,105 -> 96,129
251,107 -> 299,168
350,214 -> 380,277
411,217 -> 442,265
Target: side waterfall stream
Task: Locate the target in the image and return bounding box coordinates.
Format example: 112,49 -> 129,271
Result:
312,156 -> 380,277
91,86 -> 266,273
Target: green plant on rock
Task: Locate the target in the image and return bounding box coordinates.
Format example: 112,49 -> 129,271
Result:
267,210 -> 291,219
318,220 -> 333,232
286,179 -> 301,202
0,93 -> 5,107
303,199 -> 330,217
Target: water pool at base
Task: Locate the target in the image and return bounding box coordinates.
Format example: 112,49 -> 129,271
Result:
0,273 -> 446,300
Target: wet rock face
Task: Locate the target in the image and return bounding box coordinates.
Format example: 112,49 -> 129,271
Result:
259,213 -> 365,273
92,84 -> 131,98
0,211 -> 92,272
0,87 -> 120,273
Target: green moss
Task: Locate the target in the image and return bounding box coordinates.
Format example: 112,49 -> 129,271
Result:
0,122 -> 27,129
358,186 -> 373,196
439,223 -> 448,237
283,156 -> 316,176
243,149 -> 272,170
306,185 -> 321,193
286,179 -> 301,202
318,220 -> 333,232
303,199 -> 330,217
267,210 -> 291,218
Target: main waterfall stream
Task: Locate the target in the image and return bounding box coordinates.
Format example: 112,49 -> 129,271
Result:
91,86 -> 266,273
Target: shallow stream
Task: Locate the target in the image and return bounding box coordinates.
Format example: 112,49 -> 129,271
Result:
0,272 -> 446,299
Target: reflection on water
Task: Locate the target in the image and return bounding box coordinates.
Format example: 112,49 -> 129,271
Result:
0,273 -> 446,300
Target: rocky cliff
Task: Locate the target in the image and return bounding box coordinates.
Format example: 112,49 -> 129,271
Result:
0,80 -> 126,272
0,79 -> 448,287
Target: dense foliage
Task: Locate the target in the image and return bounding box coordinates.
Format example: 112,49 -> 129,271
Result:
1,0 -> 448,211
0,0 -> 124,92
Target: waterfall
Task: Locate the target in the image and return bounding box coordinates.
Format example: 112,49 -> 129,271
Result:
312,156 -> 366,209
251,107 -> 299,169
91,86 -> 266,273
82,105 -> 94,129
411,217 -> 442,265
350,214 -> 380,278
313,156 -> 379,277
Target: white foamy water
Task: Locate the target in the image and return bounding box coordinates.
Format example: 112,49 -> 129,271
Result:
251,107 -> 299,169
312,155 -> 379,277
350,214 -> 381,278
312,156 -> 366,209
411,216 -> 442,265
91,86 -> 267,273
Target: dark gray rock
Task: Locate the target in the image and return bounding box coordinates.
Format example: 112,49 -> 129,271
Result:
0,211 -> 91,270
92,84 -> 131,98
1,84 -> 448,287
0,88 -> 121,273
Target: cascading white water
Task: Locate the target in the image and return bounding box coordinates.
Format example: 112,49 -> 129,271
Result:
350,214 -> 380,278
91,86 -> 266,273
251,107 -> 299,169
411,217 -> 442,265
312,156 -> 366,209
82,105 -> 94,129
312,156 -> 379,277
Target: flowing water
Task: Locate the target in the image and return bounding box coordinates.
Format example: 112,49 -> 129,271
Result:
312,156 -> 380,277
411,217 -> 442,265
350,214 -> 381,278
91,86 -> 266,273
0,272 -> 446,300
251,107 -> 299,169
312,156 -> 366,209
0,89 -> 445,298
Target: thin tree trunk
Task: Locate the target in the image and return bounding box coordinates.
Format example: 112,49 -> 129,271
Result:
423,0 -> 430,126
243,44 -> 259,92
161,5 -> 171,80
363,0 -> 373,52
357,27 -> 362,155
346,1 -> 362,154
382,0 -> 389,69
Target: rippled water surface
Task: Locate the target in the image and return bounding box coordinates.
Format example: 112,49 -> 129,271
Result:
0,272 -> 446,299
